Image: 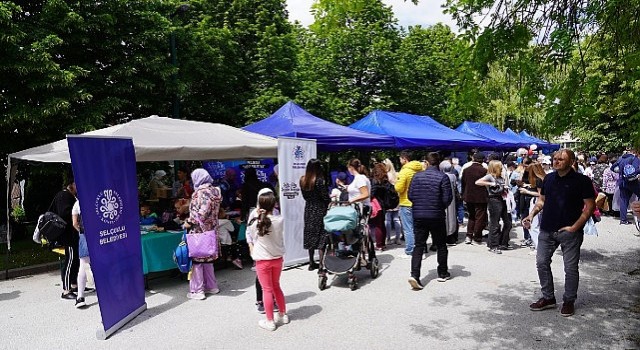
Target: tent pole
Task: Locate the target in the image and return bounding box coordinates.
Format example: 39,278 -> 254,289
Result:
5,156 -> 11,279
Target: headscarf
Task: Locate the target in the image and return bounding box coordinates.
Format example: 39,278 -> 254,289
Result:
191,168 -> 213,190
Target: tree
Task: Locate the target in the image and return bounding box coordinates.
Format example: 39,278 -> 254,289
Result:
394,24 -> 468,126
444,0 -> 640,149
295,0 -> 401,125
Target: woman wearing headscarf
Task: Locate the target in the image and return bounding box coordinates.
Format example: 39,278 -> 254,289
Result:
439,160 -> 460,245
183,169 -> 222,300
149,170 -> 168,200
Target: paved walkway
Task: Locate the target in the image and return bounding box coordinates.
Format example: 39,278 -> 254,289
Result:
1,215 -> 638,349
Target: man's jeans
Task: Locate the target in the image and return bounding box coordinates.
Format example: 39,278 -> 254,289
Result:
399,206 -> 414,255
411,218 -> 448,279
536,229 -> 584,303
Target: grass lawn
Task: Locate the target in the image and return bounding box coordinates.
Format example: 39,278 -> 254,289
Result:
0,237 -> 60,271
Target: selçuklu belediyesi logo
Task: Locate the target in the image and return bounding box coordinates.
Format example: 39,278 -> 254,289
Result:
95,189 -> 124,224
293,145 -> 305,160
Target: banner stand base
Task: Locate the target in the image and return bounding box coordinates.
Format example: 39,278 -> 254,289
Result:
96,303 -> 147,340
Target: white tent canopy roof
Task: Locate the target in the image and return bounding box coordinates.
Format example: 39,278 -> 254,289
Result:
9,116 -> 278,162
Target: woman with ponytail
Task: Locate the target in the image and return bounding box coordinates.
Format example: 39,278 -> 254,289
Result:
248,192 -> 288,331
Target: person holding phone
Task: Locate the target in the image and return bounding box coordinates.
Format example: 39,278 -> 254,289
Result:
522,149 -> 595,317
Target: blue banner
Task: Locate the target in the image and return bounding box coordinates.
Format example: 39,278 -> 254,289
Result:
68,136 -> 146,339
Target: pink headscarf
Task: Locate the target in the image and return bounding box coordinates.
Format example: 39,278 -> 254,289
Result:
191,168 -> 213,190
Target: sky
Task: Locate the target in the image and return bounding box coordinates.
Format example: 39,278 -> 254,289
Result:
285,0 -> 459,31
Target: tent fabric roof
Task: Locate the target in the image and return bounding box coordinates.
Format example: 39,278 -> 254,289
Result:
9,116 -> 278,163
349,110 -> 497,150
520,130 -> 561,151
243,101 -> 396,151
455,121 -> 528,149
503,128 -> 534,145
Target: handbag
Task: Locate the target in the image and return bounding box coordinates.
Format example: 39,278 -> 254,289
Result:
186,217 -> 218,258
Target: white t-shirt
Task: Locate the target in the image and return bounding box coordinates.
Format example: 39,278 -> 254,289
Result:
72,200 -> 83,232
248,215 -> 285,261
217,219 -> 234,245
347,174 -> 371,206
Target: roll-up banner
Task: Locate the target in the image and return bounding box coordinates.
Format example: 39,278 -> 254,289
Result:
277,137 -> 316,266
67,136 -> 146,340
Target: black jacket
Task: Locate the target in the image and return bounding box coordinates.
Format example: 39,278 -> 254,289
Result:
408,167 -> 453,219
50,189 -> 77,246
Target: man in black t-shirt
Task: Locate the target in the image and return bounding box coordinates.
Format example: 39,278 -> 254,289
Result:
522,149 -> 595,317
50,179 -> 80,300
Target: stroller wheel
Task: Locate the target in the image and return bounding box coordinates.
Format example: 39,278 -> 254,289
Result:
318,275 -> 328,290
370,257 -> 380,279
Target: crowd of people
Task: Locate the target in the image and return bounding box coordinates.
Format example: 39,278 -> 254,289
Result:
44,145 -> 640,330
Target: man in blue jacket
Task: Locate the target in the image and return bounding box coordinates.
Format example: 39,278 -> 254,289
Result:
407,152 -> 453,290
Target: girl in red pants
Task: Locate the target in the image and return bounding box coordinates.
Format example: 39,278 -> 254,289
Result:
248,192 -> 288,331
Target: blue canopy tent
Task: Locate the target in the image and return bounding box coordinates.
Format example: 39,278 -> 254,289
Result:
243,101 -> 396,151
503,128 -> 534,146
520,130 -> 560,151
349,110 -> 497,150
455,121 -> 528,149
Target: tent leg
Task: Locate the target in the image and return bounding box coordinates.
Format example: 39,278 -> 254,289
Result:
4,247 -> 8,280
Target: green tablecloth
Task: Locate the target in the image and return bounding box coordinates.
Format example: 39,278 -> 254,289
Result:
141,231 -> 184,274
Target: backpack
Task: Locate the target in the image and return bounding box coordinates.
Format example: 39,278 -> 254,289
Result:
33,211 -> 67,245
173,233 -> 192,273
381,182 -> 400,210
622,156 -> 640,182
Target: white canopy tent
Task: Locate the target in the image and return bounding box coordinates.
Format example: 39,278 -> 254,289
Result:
6,116 -> 278,246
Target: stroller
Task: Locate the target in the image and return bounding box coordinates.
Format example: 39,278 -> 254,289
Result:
319,202 -> 380,291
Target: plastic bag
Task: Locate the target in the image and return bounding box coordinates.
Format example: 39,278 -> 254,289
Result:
584,217 -> 598,236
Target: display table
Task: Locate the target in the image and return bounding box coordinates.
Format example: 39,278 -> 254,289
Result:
141,230 -> 184,274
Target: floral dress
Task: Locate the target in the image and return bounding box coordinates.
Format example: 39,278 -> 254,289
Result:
188,183 -> 222,263
301,178 -> 331,249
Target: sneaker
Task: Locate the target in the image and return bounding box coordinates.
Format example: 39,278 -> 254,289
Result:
408,277 -> 424,290
274,313 -> 290,325
258,319 -> 277,331
232,259 -> 243,270
256,302 -> 265,314
529,297 -> 557,311
75,297 -> 86,308
204,288 -> 220,295
620,220 -> 632,225
61,292 -> 77,300
560,302 -> 575,317
464,237 -> 472,244
499,244 -> 513,250
488,247 -> 502,254
187,292 -> 206,300
437,272 -> 451,282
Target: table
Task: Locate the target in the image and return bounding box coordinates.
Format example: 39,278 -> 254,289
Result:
141,230 -> 184,274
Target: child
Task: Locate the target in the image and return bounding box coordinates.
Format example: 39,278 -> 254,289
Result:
139,204 -> 159,226
218,207 -> 242,269
330,172 -> 349,202
248,191 -> 289,331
